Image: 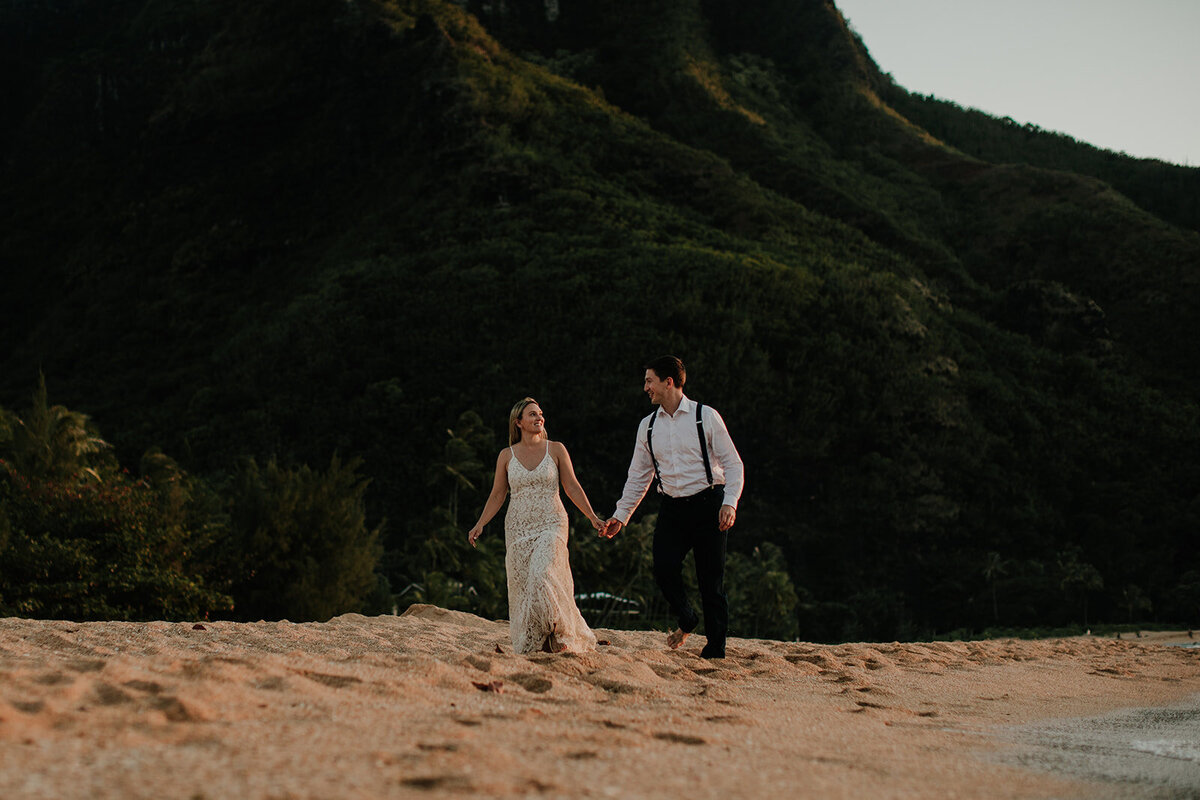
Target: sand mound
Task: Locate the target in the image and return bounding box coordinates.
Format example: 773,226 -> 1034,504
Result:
1,611 -> 1197,799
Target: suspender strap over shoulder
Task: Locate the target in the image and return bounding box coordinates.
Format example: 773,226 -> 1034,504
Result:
695,402 -> 713,487
646,402 -> 713,495
646,411 -> 663,494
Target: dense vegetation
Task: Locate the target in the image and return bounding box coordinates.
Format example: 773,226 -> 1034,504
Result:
2,0 -> 1197,641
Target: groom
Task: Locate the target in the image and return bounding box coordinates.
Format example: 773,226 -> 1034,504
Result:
602,356 -> 744,659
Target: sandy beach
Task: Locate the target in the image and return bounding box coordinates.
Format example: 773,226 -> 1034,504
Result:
1,605 -> 1198,799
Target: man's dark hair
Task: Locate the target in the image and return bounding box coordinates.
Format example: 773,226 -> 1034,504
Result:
645,355 -> 686,388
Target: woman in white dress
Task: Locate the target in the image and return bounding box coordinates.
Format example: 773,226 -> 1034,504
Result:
467,398 -> 601,654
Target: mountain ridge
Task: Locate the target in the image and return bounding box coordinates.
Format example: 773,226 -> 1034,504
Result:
2,0 -> 1197,638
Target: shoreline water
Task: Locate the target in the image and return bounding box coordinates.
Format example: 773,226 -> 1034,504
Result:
995,693 -> 1200,799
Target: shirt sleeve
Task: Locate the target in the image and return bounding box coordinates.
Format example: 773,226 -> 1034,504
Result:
613,415 -> 655,524
706,406 -> 744,509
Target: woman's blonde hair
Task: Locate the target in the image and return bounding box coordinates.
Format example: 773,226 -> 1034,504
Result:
508,397 -> 542,445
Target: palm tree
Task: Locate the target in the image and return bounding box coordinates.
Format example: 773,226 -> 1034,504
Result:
428,411 -> 489,525
4,374 -> 110,482
982,551 -> 1009,622
1058,548 -> 1104,628
1120,584 -> 1151,623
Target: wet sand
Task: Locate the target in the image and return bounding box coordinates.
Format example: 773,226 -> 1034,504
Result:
997,691 -> 1200,799
2,606 -> 1198,799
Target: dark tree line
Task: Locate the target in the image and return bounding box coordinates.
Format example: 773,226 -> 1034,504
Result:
2,0 -> 1198,640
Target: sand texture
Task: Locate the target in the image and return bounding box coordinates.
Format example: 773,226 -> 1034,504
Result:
1,606 -> 1198,799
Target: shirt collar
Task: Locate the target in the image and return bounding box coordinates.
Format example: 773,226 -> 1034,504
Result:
657,394 -> 693,419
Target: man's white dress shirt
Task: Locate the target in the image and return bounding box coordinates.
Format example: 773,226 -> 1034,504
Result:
614,395 -> 744,525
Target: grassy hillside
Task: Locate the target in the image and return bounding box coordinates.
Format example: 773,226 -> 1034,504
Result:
2,0 -> 1197,639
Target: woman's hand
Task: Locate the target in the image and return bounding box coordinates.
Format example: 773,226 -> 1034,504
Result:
589,515 -> 603,531
468,525 -> 483,547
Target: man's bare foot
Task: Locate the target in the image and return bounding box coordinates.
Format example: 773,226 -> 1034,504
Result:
667,629 -> 689,649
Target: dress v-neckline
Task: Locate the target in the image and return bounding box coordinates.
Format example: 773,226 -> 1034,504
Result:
512,442 -> 549,472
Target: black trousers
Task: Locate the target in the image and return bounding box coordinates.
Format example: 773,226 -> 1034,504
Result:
652,485 -> 727,658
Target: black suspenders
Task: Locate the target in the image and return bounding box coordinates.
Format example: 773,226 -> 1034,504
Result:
647,402 -> 713,495
695,402 -> 714,486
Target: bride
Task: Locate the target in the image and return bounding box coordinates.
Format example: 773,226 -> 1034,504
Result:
468,398 -> 600,654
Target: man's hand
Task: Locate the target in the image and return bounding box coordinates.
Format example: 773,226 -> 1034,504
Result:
718,504 -> 736,532
600,518 -> 624,539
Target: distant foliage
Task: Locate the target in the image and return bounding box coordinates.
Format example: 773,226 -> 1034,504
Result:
727,542 -> 800,641
0,467 -> 228,620
385,412 -> 508,619
0,379 -> 389,624
888,90 -> 1200,234
5,374 -> 112,483
225,455 -> 383,622
570,514 -> 664,629
0,381 -> 229,621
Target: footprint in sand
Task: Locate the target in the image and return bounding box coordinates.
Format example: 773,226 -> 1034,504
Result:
123,680 -> 165,695
452,716 -> 484,727
785,653 -> 827,666
401,775 -> 472,791
653,732 -> 706,745
298,670 -> 363,689
463,655 -> 491,673
507,673 -> 553,693
1090,666 -> 1135,677
854,700 -> 889,710
149,696 -> 198,722
10,700 -> 45,714
648,663 -> 687,679
94,682 -> 134,706
32,672 -> 73,686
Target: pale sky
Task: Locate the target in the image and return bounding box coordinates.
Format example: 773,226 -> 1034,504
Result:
833,0 -> 1199,166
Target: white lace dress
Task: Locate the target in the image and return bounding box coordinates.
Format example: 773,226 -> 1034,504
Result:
504,443 -> 597,654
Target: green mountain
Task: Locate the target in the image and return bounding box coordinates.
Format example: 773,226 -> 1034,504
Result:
2,0 -> 1197,639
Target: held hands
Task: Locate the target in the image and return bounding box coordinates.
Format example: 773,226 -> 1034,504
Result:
593,509 -> 731,537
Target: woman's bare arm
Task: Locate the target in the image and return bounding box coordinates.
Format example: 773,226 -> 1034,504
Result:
552,441 -> 603,531
468,450 -> 511,546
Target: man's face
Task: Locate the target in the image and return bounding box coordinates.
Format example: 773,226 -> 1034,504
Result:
644,369 -> 671,405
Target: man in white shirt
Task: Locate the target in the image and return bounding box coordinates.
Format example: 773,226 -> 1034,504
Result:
602,356 -> 745,659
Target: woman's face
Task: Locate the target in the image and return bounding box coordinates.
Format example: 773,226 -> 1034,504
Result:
519,403 -> 545,436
